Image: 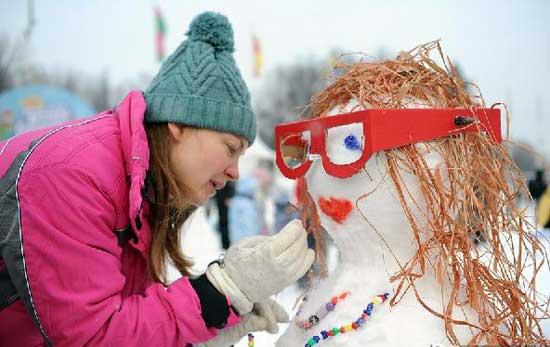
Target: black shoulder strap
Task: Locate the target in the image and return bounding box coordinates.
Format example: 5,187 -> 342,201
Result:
0,266 -> 18,310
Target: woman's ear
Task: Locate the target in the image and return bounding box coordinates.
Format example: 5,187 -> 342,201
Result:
167,123 -> 185,142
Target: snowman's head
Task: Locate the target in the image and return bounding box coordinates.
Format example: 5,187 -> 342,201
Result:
275,42 -> 545,345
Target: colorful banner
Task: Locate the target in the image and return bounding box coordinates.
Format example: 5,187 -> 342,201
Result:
155,6 -> 167,62
0,85 -> 95,139
252,34 -> 263,78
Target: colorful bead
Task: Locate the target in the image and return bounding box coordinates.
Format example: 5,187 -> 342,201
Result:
325,302 -> 335,311
309,315 -> 320,326
320,331 -> 329,339
332,327 -> 340,335
365,303 -> 373,315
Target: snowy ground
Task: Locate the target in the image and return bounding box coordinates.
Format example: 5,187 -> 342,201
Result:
171,206 -> 550,346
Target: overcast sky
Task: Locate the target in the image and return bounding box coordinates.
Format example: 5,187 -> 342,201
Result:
1,0 -> 549,158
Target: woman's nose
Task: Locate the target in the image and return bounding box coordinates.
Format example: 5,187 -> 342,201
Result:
225,161 -> 240,181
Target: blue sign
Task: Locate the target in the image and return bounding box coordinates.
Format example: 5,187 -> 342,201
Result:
0,85 -> 96,139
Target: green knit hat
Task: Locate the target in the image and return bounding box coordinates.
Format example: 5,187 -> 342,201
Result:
144,12 -> 256,144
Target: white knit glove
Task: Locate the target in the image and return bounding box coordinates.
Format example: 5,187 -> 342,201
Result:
254,299 -> 289,334
198,299 -> 289,347
206,219 -> 315,314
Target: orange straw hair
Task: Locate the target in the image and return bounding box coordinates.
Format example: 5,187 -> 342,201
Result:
299,41 -> 549,346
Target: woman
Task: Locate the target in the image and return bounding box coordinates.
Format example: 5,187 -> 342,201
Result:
0,12 -> 314,346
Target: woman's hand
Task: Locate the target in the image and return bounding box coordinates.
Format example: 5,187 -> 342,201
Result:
206,219 -> 315,314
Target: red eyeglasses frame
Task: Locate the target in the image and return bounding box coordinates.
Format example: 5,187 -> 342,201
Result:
275,108 -> 502,179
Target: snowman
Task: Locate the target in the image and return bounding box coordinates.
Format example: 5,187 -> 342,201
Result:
274,42 -> 547,347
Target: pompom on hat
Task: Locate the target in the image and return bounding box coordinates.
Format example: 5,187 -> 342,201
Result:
144,12 -> 256,144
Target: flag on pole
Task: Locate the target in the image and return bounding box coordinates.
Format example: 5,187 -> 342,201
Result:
154,7 -> 167,62
252,34 -> 263,78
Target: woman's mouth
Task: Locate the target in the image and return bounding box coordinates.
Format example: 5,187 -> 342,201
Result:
210,180 -> 225,190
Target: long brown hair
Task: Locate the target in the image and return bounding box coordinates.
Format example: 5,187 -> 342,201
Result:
145,123 -> 196,285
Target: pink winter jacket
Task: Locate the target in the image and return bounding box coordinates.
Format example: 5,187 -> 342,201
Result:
0,91 -> 239,346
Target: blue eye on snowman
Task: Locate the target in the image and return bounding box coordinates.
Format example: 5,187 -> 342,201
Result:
326,122 -> 364,165
344,134 -> 362,151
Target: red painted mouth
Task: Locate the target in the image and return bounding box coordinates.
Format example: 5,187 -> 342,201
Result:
317,196 -> 353,224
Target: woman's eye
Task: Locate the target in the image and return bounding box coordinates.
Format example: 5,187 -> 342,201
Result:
226,144 -> 236,155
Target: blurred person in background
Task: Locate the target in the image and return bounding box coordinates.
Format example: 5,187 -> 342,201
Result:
214,181 -> 235,249
251,166 -> 273,235
536,186 -> 550,230
273,187 -> 299,233
529,169 -> 548,233
0,12 -> 314,346
529,169 -> 547,203
228,176 -> 263,244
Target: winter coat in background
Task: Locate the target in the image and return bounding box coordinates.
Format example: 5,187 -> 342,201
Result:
229,177 -> 262,243
274,188 -> 299,233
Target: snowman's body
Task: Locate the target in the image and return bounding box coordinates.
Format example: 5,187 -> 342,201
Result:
276,103 -> 482,347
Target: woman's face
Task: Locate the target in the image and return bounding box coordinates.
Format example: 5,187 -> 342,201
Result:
167,123 -> 248,206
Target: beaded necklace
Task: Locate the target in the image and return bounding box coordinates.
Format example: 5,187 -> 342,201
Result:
248,292 -> 389,346
303,292 -> 389,346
